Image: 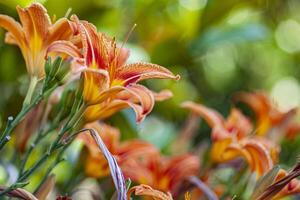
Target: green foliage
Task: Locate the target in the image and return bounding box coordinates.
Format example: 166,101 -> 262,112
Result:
1,0 -> 300,198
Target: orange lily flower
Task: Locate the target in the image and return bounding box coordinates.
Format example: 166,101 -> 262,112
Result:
182,101 -> 279,177
127,184 -> 173,200
271,169 -> 300,199
234,91 -> 297,136
48,15 -> 179,122
78,122 -> 159,178
127,185 -> 191,200
0,3 -> 74,79
121,153 -> 200,195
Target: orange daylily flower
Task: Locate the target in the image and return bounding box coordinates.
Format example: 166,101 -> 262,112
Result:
78,122 -> 159,178
121,153 -> 200,195
0,3 -> 74,79
48,15 -> 179,122
49,16 -> 179,122
182,101 -> 279,177
127,184 -> 173,200
234,91 -> 297,136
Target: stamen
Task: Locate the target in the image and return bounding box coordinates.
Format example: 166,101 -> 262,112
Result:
64,8 -> 73,18
52,14 -> 57,23
114,24 -> 137,66
121,23 -> 137,50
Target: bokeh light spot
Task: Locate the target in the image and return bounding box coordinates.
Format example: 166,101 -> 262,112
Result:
202,43 -> 237,91
271,77 -> 300,112
179,0 -> 207,11
275,19 -> 300,53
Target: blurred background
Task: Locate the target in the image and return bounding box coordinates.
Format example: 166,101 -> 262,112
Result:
0,0 -> 300,166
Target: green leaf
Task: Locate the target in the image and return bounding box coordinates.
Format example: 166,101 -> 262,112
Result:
48,57 -> 62,80
250,165 -> 280,200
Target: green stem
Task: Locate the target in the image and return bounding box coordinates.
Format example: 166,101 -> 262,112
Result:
0,93 -> 43,151
48,105 -> 86,154
19,124 -> 58,175
0,98 -> 85,198
0,182 -> 28,196
0,80 -> 59,152
23,76 -> 39,107
18,153 -> 50,182
27,105 -> 84,175
35,125 -> 87,193
0,105 -> 86,197
34,144 -> 67,193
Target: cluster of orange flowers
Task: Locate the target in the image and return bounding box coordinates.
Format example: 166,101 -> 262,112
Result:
79,122 -> 199,195
1,3 -> 300,200
0,3 -> 179,122
0,3 -> 199,200
182,92 -> 300,199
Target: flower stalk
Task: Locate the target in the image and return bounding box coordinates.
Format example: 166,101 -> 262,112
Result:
0,57 -> 67,151
23,76 -> 39,107
0,91 -> 43,151
18,123 -> 58,175
0,104 -> 85,197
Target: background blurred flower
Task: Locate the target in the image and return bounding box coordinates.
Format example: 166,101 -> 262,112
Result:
1,1 -> 300,199
127,184 -> 173,200
234,91 -> 297,137
122,153 -> 200,195
182,101 -> 278,177
78,122 -> 158,178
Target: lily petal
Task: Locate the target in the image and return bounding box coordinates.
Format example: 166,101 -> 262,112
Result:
47,40 -> 83,59
234,91 -> 297,136
225,108 -> 252,139
0,15 -> 24,45
47,18 -> 74,44
84,84 -> 155,122
153,89 -> 173,101
82,71 -> 110,105
116,62 -> 180,85
85,154 -> 110,177
16,3 -> 51,40
84,100 -> 129,122
117,140 -> 159,162
242,140 -> 273,177
118,84 -> 155,115
127,184 -> 173,200
121,159 -> 155,186
164,154 -> 200,192
1,3 -> 74,78
211,138 -> 236,162
181,101 -> 224,128
71,15 -> 109,69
